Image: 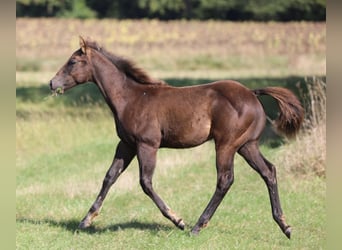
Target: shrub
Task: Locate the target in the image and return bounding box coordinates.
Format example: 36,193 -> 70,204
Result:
279,77 -> 326,177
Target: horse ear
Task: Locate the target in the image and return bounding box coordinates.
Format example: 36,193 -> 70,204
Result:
79,36 -> 87,54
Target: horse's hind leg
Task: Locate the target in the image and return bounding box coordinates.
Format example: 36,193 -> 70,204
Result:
137,143 -> 185,230
79,141 -> 136,229
238,141 -> 291,239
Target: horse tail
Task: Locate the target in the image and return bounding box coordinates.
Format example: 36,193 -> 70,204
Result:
253,87 -> 304,138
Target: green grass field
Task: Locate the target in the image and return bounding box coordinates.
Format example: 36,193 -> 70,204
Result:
16,80 -> 325,250
16,19 -> 325,249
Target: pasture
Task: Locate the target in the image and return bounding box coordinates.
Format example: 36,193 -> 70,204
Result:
16,19 -> 326,249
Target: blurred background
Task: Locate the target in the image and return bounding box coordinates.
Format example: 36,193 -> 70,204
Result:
16,0 -> 325,74
16,0 -> 325,21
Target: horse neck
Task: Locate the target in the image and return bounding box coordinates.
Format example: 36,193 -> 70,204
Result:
90,53 -> 132,116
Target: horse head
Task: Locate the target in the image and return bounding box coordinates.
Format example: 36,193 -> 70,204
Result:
49,36 -> 93,94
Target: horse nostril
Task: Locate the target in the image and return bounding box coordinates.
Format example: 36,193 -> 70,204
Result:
49,80 -> 53,89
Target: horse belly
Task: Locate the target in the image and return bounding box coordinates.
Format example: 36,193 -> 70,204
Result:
161,119 -> 212,148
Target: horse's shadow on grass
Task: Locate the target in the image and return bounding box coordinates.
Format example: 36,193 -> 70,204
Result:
17,217 -> 174,235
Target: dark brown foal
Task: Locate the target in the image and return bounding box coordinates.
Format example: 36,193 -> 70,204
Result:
50,37 -> 303,239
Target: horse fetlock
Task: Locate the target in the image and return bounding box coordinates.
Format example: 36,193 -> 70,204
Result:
79,211 -> 99,229
78,217 -> 92,229
191,220 -> 209,235
166,209 -> 184,230
190,226 -> 201,235
176,219 -> 185,230
276,214 -> 291,239
284,226 -> 291,239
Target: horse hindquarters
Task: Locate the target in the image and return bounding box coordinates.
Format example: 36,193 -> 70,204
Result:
191,89 -> 263,234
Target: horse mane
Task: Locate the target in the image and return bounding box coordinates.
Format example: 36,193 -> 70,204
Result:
85,40 -> 165,86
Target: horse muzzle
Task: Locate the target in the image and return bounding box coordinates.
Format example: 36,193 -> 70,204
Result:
49,78 -> 66,95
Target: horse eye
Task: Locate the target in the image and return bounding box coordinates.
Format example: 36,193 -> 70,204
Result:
68,59 -> 77,66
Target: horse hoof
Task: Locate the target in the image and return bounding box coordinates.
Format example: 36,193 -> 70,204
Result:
284,226 -> 291,239
190,227 -> 200,236
78,220 -> 90,229
177,219 -> 185,230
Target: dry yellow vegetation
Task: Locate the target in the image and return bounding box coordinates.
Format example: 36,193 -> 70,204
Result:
16,18 -> 325,77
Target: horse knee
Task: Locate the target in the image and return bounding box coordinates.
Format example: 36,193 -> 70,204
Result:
217,172 -> 234,194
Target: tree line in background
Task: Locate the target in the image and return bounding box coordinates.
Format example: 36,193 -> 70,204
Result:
17,0 -> 325,21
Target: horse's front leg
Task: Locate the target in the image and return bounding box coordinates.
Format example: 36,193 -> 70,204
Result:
137,143 -> 185,230
79,141 -> 136,229
191,146 -> 235,235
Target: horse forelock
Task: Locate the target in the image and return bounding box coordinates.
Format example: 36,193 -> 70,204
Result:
84,39 -> 165,86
